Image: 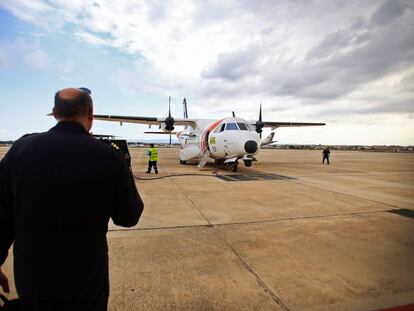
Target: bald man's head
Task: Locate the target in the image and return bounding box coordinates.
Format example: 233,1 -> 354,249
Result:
54,88 -> 92,118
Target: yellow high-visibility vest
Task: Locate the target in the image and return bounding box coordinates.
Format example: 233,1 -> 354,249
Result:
149,147 -> 158,161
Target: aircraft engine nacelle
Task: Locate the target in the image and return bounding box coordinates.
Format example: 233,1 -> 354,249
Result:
161,118 -> 175,132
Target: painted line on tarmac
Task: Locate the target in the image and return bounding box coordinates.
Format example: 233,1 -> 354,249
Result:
108,209 -> 392,233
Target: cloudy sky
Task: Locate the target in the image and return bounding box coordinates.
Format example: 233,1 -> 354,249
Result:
0,0 -> 413,145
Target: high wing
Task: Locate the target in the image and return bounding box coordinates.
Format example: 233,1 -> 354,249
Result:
247,105 -> 325,131
93,114 -> 197,128
248,120 -> 325,130
261,121 -> 325,129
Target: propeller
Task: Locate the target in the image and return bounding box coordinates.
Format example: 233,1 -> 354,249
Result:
164,96 -> 175,147
255,104 -> 264,138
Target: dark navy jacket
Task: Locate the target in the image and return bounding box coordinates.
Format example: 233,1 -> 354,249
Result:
0,121 -> 144,310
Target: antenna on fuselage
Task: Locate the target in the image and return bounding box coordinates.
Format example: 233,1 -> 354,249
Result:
232,111 -> 235,117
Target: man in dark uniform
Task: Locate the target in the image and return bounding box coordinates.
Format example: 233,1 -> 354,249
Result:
0,87 -> 144,310
322,146 -> 331,165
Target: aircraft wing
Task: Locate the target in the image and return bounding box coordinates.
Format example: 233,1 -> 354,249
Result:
93,114 -> 197,127
249,121 -> 325,130
262,122 -> 325,129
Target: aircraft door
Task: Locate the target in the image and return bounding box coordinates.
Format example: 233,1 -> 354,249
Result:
222,123 -> 238,156
209,123 -> 226,158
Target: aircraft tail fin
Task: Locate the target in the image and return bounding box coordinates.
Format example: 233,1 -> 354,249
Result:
261,132 -> 276,146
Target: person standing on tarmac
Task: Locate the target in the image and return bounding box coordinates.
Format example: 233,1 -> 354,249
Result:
146,143 -> 158,174
322,146 -> 331,165
0,87 -> 144,311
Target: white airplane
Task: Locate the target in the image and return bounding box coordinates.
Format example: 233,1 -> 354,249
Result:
94,98 -> 325,172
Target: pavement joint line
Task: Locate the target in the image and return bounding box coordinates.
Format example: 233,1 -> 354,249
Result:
160,169 -> 290,310
108,210 -> 391,232
167,172 -> 214,227
108,224 -> 213,232
292,172 -> 414,177
213,209 -> 391,227
283,179 -> 403,210
213,226 -> 291,311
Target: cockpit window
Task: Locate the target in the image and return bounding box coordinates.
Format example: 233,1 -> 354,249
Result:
226,123 -> 239,131
237,123 -> 248,131
247,124 -> 255,131
219,123 -> 226,132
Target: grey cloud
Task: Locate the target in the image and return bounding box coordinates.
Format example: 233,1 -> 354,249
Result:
191,0 -> 249,29
202,49 -> 259,81
370,0 -> 406,26
364,99 -> 414,115
201,0 -> 414,115
398,72 -> 414,93
147,0 -> 168,24
311,98 -> 414,119
305,30 -> 353,61
305,25 -> 371,61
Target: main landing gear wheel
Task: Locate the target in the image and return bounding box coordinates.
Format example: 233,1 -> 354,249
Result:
231,163 -> 238,172
180,160 -> 187,165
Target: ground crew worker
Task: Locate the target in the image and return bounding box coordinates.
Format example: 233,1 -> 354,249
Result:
146,143 -> 159,174
322,146 -> 330,165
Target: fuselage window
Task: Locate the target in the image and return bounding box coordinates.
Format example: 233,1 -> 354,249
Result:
226,123 -> 239,131
237,123 -> 248,131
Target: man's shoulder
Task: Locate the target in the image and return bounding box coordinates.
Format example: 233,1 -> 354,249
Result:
11,132 -> 42,148
16,132 -> 40,141
13,131 -> 112,153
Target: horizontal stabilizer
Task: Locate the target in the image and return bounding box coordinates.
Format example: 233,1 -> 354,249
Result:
144,131 -> 177,135
92,134 -> 119,139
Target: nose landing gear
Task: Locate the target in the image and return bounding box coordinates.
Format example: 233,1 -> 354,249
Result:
231,161 -> 238,172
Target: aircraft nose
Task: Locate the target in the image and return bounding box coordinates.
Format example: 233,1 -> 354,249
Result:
244,140 -> 258,153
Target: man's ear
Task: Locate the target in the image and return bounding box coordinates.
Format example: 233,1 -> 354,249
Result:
88,104 -> 93,121
52,107 -> 59,120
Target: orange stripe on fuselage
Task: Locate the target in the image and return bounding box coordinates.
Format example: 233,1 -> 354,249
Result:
208,118 -> 226,132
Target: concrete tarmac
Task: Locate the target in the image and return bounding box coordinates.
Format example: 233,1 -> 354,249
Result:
1,147 -> 413,310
